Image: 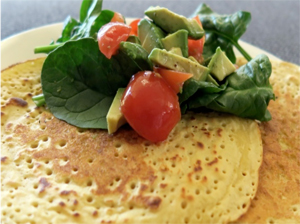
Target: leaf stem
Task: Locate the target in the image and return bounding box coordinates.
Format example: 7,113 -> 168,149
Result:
32,94 -> 46,107
34,43 -> 62,54
233,40 -> 252,61
205,29 -> 252,62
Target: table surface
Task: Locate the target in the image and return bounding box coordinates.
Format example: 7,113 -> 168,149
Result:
1,0 -> 299,65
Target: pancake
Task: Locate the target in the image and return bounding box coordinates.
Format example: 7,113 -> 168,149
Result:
234,58 -> 300,223
0,57 -> 298,223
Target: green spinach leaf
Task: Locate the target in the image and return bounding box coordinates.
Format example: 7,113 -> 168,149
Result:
119,41 -> 153,71
185,54 -> 275,121
191,3 -> 252,63
34,0 -> 116,54
179,78 -> 228,104
41,38 -> 140,129
80,0 -> 103,22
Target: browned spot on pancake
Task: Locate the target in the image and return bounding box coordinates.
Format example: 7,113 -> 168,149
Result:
207,158 -> 218,166
73,212 -> 80,217
133,195 -> 162,210
203,131 -> 210,138
181,187 -> 194,201
194,160 -> 202,172
217,128 -> 222,137
1,112 -> 4,116
1,156 -> 8,163
197,142 -> 204,149
160,183 -> 167,188
187,172 -> 193,182
140,184 -> 148,191
39,177 -> 51,193
215,168 -> 219,172
7,97 -> 28,107
170,154 -> 180,161
60,190 -> 77,196
92,210 -> 98,216
13,112 -> 158,209
74,200 -> 78,205
202,176 -> 207,182
101,220 -> 112,223
213,150 -> 217,154
59,201 -> 65,207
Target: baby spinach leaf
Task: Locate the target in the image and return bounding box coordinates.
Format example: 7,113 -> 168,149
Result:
191,3 -> 252,63
119,41 -> 153,71
41,38 -> 140,129
179,79 -> 228,114
89,9 -> 115,38
80,0 -> 103,23
34,0 -> 116,54
179,78 -> 228,104
186,54 -> 275,121
56,16 -> 81,43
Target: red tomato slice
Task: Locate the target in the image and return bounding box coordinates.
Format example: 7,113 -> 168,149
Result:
121,71 -> 181,143
97,22 -> 131,59
188,16 -> 205,62
153,67 -> 193,93
110,12 -> 125,23
129,19 -> 141,36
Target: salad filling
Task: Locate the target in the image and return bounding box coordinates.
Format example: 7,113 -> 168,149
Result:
33,0 -> 275,142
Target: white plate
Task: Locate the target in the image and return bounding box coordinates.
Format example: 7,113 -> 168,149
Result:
1,20 -> 281,70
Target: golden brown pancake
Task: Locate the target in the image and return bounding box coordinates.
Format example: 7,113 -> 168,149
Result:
1,57 -> 298,223
234,59 -> 300,223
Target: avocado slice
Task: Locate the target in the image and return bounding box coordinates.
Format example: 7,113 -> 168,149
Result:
169,47 -> 183,56
187,56 -> 219,85
119,41 -> 153,70
145,6 -> 205,39
138,18 -> 165,54
149,48 -> 209,81
188,56 -> 199,63
207,47 -> 236,81
106,88 -> 127,134
161,29 -> 189,58
206,74 -> 220,86
126,35 -> 141,45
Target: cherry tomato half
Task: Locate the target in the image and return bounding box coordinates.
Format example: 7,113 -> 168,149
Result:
97,22 -> 131,59
188,16 -> 205,63
121,71 -> 181,143
153,67 -> 193,94
129,19 -> 141,36
110,12 -> 125,23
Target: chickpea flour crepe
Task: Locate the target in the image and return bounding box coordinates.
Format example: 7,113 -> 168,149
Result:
1,58 -> 263,223
1,57 -> 299,224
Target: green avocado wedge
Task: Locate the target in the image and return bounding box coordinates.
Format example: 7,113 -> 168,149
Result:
138,18 -> 166,54
149,48 -> 209,81
145,6 -> 205,39
207,47 -> 236,82
106,88 -> 127,134
161,29 -> 189,58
